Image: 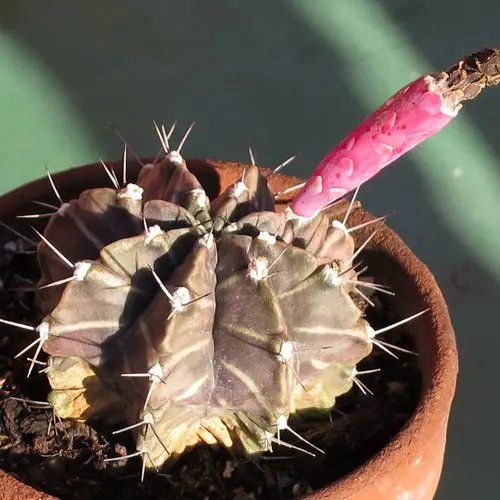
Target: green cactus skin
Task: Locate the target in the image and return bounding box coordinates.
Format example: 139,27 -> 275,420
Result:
30,150 -> 375,469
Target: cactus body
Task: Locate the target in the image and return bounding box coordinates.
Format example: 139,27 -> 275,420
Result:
36,152 -> 374,467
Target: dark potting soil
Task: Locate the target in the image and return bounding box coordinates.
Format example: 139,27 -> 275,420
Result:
0,235 -> 421,500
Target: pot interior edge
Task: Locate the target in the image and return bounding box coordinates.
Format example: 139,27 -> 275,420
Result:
360,249 -> 436,392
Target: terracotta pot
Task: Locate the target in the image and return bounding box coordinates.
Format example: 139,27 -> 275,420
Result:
0,159 -> 458,500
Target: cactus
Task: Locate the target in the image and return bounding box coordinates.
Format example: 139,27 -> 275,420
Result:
6,45 -> 495,478
2,138 -> 423,475
28,145 -> 393,470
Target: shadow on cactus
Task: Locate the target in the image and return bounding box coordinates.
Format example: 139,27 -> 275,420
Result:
1,137 -> 425,478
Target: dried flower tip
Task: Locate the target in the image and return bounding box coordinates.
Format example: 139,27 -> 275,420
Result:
117,183 -> 144,201
277,340 -> 294,363
426,75 -> 460,116
257,231 -> 276,245
166,151 -> 183,166
247,256 -> 269,281
144,225 -> 164,245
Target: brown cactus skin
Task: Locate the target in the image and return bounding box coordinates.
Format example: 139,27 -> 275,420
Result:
34,150 -> 375,468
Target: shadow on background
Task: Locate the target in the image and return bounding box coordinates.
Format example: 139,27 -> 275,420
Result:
1,1 -> 500,498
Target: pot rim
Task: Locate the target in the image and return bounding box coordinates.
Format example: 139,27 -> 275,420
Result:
0,159 -> 458,500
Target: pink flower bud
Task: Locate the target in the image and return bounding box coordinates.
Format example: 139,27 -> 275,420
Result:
291,48 -> 500,218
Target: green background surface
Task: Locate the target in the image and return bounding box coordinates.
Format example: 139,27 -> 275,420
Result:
1,1 -> 499,497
